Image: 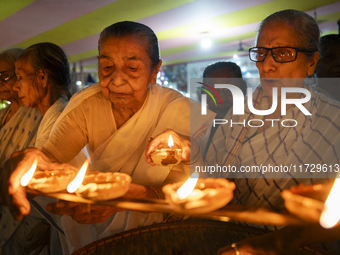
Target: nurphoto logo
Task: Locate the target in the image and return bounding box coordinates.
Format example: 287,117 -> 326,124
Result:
199,83 -> 312,128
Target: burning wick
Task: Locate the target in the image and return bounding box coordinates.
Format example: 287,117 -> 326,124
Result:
176,172 -> 199,199
319,178 -> 340,228
20,160 -> 38,186
168,134 -> 174,148
67,160 -> 89,193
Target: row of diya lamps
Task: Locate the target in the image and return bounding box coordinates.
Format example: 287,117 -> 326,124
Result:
20,135 -> 340,228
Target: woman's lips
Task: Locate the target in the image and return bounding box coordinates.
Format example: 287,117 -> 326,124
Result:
262,79 -> 278,87
111,92 -> 129,97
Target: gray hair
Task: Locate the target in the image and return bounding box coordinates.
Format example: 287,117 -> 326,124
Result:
98,21 -> 161,68
18,42 -> 72,99
0,48 -> 24,71
256,9 -> 320,54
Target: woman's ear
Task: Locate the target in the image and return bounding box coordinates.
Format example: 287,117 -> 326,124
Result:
151,60 -> 162,85
307,52 -> 320,76
37,70 -> 48,88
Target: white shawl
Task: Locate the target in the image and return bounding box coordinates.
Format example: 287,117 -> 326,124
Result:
45,83 -> 214,252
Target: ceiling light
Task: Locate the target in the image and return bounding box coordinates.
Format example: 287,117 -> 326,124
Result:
201,38 -> 212,48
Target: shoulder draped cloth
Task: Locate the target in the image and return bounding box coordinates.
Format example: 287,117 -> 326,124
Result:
206,84 -> 340,210
48,82 -> 214,185
44,83 -> 214,252
0,99 -> 67,254
0,105 -> 42,167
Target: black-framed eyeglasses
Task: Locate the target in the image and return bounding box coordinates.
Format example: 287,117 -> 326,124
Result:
249,47 -> 315,63
0,72 -> 15,83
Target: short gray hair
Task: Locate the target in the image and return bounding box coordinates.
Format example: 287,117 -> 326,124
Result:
0,48 -> 24,71
256,9 -> 320,54
98,21 -> 161,68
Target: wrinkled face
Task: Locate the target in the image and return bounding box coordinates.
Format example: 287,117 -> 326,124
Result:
0,59 -> 18,102
256,22 -> 319,98
317,41 -> 340,78
98,36 -> 160,110
14,58 -> 45,108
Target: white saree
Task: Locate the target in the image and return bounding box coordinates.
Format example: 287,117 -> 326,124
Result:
0,97 -> 68,255
43,83 -> 214,252
0,105 -> 11,129
206,84 -> 340,210
0,105 -> 42,167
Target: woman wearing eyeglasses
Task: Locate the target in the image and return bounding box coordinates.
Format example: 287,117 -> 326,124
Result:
213,9 -> 340,255
0,48 -> 42,166
0,48 -> 23,127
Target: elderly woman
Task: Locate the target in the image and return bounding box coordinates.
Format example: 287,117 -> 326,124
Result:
209,9 -> 340,254
0,48 -> 23,128
2,21 -> 212,253
0,48 -> 42,166
14,42 -> 72,149
0,42 -> 72,255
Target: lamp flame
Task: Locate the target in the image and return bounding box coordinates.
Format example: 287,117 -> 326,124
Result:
177,172 -> 199,199
320,178 -> 340,228
67,160 -> 89,193
168,135 -> 174,148
20,160 -> 38,186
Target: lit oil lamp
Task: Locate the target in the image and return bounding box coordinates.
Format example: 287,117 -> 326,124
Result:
21,159 -> 77,193
68,160 -> 132,201
282,180 -> 340,228
319,178 -> 340,228
67,159 -> 90,193
162,172 -> 235,214
20,160 -> 38,186
150,135 -> 182,169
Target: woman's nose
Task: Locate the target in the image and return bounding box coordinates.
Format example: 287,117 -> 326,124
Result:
262,51 -> 278,73
13,79 -> 20,91
111,68 -> 125,86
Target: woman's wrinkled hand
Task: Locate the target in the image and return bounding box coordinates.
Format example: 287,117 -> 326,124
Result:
1,147 -> 77,221
46,201 -> 123,224
145,129 -> 198,166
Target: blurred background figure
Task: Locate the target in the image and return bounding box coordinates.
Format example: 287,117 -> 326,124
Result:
315,34 -> 340,101
200,61 -> 247,158
0,48 -> 42,166
201,61 -> 247,119
0,48 -> 23,128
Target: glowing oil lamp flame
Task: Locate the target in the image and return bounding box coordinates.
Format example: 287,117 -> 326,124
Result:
319,178 -> 340,229
176,172 -> 199,199
67,160 -> 89,193
168,135 -> 174,148
20,160 -> 38,186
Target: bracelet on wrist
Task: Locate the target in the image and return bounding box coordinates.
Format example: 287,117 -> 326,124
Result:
149,185 -> 160,199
